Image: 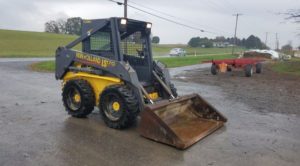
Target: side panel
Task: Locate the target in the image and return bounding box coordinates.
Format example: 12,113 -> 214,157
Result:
56,48 -> 135,82
63,72 -> 122,105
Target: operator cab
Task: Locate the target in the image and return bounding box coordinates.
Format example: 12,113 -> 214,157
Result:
81,18 -> 153,82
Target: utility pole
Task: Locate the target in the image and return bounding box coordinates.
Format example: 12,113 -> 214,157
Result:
109,0 -> 127,18
123,0 -> 128,54
232,13 -> 242,55
124,0 -> 128,18
275,33 -> 279,50
265,32 -> 268,47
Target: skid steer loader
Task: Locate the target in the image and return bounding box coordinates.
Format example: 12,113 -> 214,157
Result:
55,17 -> 227,149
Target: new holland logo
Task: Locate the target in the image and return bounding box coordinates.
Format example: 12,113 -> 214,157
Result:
75,52 -> 116,68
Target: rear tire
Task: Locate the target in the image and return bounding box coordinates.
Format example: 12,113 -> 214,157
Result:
99,85 -> 139,129
211,64 -> 218,75
256,63 -> 262,73
245,64 -> 253,77
62,79 -> 95,118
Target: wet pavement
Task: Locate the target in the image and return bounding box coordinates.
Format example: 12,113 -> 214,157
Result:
0,59 -> 299,166
0,57 -> 54,62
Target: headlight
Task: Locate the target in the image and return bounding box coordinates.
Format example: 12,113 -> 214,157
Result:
146,23 -> 152,29
120,18 -> 127,25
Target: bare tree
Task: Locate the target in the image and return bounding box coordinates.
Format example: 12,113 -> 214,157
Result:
65,17 -> 82,35
283,9 -> 300,23
281,9 -> 300,36
44,19 -> 66,34
56,19 -> 67,34
45,20 -> 60,33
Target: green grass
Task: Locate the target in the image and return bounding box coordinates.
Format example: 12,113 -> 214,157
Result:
152,44 -> 245,56
157,54 -> 236,68
0,29 -> 245,58
30,61 -> 55,72
31,54 -> 236,72
0,29 -> 79,57
270,58 -> 300,76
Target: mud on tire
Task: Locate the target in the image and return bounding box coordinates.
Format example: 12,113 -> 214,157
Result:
99,85 -> 140,129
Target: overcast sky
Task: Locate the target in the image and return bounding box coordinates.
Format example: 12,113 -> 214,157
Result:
0,0 -> 299,48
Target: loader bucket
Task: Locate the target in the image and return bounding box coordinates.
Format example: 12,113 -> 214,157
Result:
138,93 -> 227,149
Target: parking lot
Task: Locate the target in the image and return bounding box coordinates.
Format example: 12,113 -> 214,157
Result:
0,59 -> 299,166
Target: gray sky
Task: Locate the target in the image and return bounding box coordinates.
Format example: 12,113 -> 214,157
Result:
0,0 -> 299,48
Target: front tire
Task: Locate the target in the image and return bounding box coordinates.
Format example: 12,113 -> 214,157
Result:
62,79 -> 95,118
99,85 -> 139,129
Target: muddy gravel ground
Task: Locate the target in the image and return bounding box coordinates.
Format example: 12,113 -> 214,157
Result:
175,65 -> 300,116
0,60 -> 299,166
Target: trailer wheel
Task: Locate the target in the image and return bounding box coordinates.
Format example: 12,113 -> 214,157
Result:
245,64 -> 253,77
211,64 -> 218,75
99,85 -> 139,129
62,79 -> 95,118
256,63 -> 262,73
227,66 -> 232,72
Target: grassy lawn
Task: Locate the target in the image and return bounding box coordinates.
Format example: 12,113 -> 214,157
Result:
0,29 -> 245,58
30,54 -> 236,72
270,58 -> 300,76
0,29 -> 79,57
30,61 -> 55,72
1,29 -> 239,70
152,44 -> 245,56
157,54 -> 236,68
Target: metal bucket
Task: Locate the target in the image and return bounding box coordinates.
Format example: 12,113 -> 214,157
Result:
138,93 -> 227,149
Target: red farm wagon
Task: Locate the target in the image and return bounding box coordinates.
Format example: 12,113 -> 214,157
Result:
211,58 -> 264,77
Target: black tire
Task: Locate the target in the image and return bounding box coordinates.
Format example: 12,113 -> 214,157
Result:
62,79 -> 95,118
211,64 -> 218,75
256,63 -> 262,73
227,66 -> 232,72
245,64 -> 253,77
99,85 -> 139,129
170,83 -> 178,97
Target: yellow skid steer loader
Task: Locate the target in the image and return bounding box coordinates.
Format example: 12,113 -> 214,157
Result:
55,17 -> 227,149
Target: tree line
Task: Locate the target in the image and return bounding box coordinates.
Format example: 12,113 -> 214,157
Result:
45,17 -> 160,44
45,16 -> 295,50
188,35 -> 268,49
45,17 -> 83,35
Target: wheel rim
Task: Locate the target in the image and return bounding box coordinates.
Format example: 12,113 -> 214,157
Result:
66,87 -> 82,111
103,94 -> 123,121
112,101 -> 120,111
